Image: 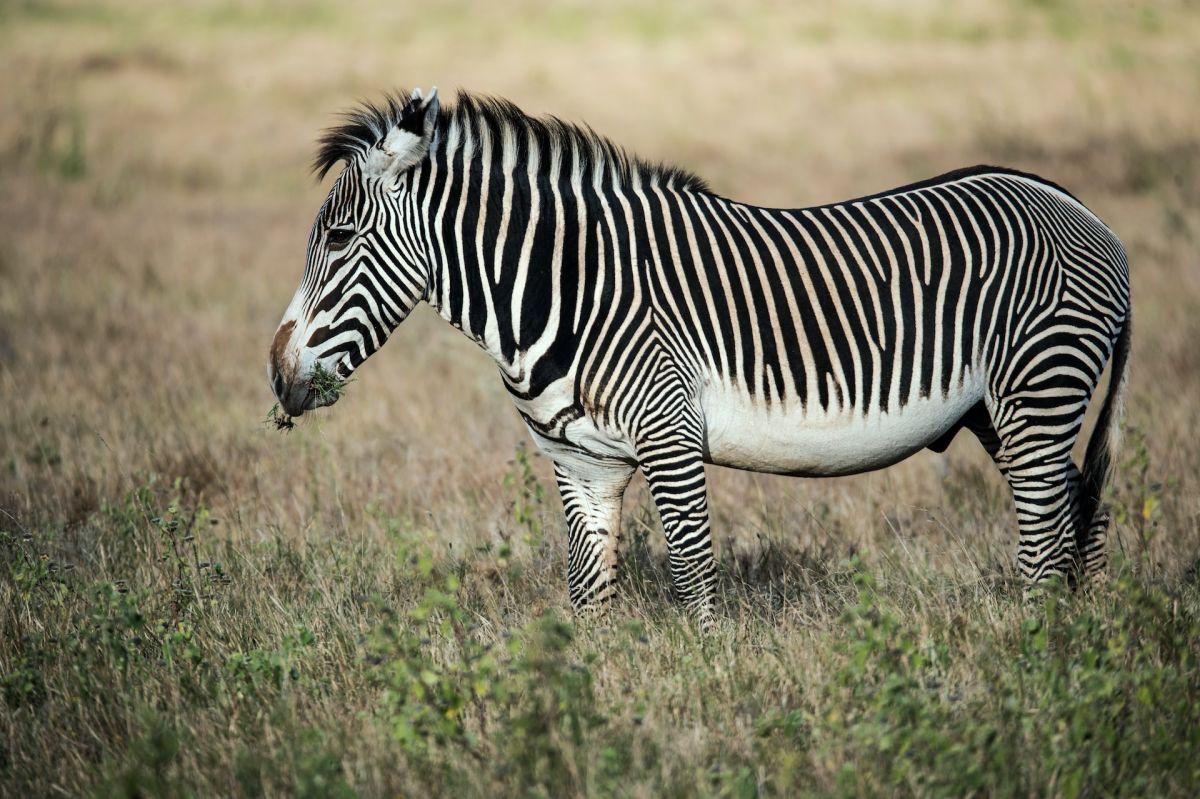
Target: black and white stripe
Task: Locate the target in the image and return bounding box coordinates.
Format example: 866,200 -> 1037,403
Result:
269,89 -> 1131,623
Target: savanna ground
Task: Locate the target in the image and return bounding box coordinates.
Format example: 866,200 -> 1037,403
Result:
2,1 -> 1200,796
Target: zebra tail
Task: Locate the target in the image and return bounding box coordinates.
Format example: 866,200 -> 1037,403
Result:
1079,312 -> 1132,534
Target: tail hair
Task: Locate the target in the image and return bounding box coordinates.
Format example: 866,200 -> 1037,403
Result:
1078,313 -> 1132,538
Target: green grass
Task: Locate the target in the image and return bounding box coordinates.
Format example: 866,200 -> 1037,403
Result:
3,468 -> 1199,797
310,362 -> 350,406
3,0 -> 1200,795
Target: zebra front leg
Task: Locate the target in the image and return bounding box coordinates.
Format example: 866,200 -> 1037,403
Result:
639,441 -> 717,627
552,457 -> 635,614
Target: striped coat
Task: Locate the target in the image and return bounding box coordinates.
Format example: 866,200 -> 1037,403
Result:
270,89 -> 1131,623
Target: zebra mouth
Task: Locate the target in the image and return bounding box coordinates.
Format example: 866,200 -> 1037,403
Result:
278,387 -> 313,418
277,377 -> 341,418
302,360 -> 351,412
307,384 -> 342,410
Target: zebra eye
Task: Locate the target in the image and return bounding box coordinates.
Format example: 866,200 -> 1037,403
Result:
326,227 -> 355,249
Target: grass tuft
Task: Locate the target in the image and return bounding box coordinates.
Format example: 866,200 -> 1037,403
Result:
310,362 -> 351,405
264,365 -> 349,432
266,402 -> 294,431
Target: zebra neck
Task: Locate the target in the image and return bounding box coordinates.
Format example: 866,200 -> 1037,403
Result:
417,143 -> 662,397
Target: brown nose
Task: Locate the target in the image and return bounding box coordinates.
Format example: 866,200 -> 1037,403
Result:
269,320 -> 297,403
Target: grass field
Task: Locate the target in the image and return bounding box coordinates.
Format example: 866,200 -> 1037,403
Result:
3,1 -> 1200,795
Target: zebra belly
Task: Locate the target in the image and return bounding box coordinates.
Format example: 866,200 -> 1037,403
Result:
700,379 -> 984,477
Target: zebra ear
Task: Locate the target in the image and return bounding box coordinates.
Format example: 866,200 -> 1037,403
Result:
363,88 -> 440,182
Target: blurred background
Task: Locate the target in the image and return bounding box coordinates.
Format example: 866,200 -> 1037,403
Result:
2,0 -> 1198,594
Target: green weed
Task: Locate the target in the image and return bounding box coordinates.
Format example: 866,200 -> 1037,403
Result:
310,362 -> 350,405
503,441 -> 546,548
365,559 -> 604,796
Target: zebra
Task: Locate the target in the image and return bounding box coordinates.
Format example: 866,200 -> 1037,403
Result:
268,88 -> 1131,625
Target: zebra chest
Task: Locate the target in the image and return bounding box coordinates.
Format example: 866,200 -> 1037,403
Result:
699,378 -> 985,477
510,377 -> 638,463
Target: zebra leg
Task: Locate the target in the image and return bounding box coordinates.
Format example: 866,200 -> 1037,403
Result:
638,438 -> 717,626
961,403 -> 1100,589
1062,462 -> 1109,583
969,410 -> 1077,584
552,456 -> 635,614
1068,457 -> 1111,582
1003,452 -> 1083,589
1078,502 -> 1111,581
986,393 -> 1084,587
968,388 -> 1092,588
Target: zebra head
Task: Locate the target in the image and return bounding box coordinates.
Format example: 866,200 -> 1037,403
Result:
269,89 -> 440,417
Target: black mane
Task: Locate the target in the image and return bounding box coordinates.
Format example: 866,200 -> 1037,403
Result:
313,89 -> 710,193
313,91 -> 416,179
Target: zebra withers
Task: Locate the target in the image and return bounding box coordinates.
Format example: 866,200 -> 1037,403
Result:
268,88 -> 1131,624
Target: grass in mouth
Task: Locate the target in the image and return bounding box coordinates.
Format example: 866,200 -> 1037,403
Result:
265,363 -> 350,432
265,402 -> 294,431
310,361 -> 350,405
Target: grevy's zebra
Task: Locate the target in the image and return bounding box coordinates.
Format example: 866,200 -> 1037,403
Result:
269,89 -> 1131,624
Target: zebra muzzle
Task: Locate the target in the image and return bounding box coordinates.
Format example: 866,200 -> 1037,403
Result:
268,320 -> 312,416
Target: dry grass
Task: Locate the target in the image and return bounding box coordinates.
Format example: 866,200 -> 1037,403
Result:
2,1 -> 1199,796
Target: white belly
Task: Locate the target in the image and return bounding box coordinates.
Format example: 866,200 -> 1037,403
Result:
700,377 -> 984,477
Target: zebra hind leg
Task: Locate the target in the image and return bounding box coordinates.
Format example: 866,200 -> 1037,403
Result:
979,398 -> 1089,590
1005,449 -> 1084,590
1064,459 -> 1111,584
1077,498 -> 1111,582
978,312 -> 1132,588
552,457 -> 635,614
1073,316 -> 1134,583
966,404 -> 1089,585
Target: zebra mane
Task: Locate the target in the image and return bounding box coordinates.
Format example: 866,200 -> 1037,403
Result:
313,91 -> 418,179
313,89 -> 710,193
